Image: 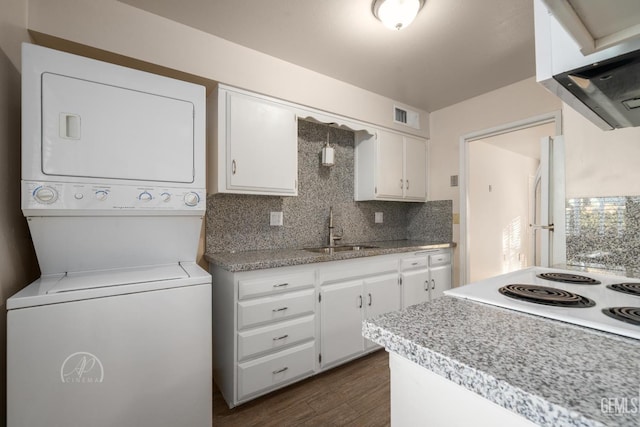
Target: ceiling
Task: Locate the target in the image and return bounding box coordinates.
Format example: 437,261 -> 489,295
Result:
118,0 -> 536,112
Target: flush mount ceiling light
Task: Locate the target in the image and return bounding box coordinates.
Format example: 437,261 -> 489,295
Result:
372,0 -> 425,31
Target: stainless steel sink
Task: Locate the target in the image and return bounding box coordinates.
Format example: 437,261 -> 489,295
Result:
304,244 -> 379,254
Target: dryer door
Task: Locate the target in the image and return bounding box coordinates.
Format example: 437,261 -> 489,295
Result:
41,72 -> 195,183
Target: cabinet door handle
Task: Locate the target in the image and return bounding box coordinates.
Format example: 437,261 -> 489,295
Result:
406,180 -> 410,190
272,334 -> 289,341
232,159 -> 237,175
359,295 -> 363,308
272,367 -> 288,374
273,283 -> 289,288
424,280 -> 429,292
400,179 -> 404,189
431,279 -> 435,290
272,307 -> 288,312
368,293 -> 372,306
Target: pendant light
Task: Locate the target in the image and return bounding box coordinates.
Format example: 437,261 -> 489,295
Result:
322,127 -> 335,167
372,0 -> 425,31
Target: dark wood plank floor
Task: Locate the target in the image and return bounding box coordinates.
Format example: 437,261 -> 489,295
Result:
213,349 -> 390,426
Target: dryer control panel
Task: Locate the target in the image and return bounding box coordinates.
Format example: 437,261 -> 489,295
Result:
22,181 -> 205,216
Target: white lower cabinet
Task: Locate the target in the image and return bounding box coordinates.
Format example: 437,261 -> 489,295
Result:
238,315 -> 315,361
211,249 -> 451,408
238,341 -> 315,400
320,280 -> 365,366
401,250 -> 452,308
364,274 -> 401,350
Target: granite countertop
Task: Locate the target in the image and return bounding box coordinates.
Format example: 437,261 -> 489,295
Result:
205,239 -> 455,272
363,296 -> 640,427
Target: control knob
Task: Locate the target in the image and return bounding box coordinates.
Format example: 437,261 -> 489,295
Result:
95,190 -> 109,201
160,192 -> 171,202
184,192 -> 200,207
33,186 -> 58,204
138,191 -> 152,202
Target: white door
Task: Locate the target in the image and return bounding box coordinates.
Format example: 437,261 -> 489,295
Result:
376,130 -> 404,198
363,274 -> 401,349
530,136 -> 566,267
226,92 -> 298,193
319,280 -> 364,367
401,269 -> 430,308
429,265 -> 451,300
42,73 -> 195,183
404,137 -> 427,200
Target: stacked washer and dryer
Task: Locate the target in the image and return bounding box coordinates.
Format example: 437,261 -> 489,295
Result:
7,44 -> 212,426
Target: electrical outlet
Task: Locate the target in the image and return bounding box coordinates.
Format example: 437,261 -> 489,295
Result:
374,212 -> 383,224
270,211 -> 283,226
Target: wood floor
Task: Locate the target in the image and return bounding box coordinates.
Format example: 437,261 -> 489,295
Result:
213,349 -> 391,426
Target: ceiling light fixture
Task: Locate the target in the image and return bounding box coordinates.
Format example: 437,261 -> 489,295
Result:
372,0 -> 425,31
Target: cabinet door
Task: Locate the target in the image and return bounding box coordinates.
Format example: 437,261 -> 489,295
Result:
226,92 -> 298,194
364,274 -> 401,349
404,136 -> 427,201
429,265 -> 451,300
376,130 -> 404,199
320,281 -> 364,367
401,269 -> 430,309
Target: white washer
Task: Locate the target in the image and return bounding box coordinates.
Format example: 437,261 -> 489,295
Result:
7,263 -> 211,427
8,44 -> 212,427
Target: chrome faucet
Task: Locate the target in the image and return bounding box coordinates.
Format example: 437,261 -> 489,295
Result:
328,206 -> 342,247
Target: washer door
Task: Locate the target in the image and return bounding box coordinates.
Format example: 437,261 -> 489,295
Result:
41,72 -> 195,184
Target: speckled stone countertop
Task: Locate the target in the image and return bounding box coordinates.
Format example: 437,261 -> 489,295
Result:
205,240 -> 455,272
363,297 -> 640,427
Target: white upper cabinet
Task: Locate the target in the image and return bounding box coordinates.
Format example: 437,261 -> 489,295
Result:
404,136 -> 427,200
355,129 -> 427,202
211,86 -> 298,196
376,131 -> 404,199
539,0 -> 640,55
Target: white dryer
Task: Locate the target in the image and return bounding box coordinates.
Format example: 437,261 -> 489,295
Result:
7,44 -> 211,427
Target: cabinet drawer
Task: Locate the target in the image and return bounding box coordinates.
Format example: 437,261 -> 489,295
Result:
238,271 -> 315,300
238,289 -> 315,329
237,341 -> 315,400
238,315 -> 315,361
429,252 -> 450,266
400,257 -> 428,270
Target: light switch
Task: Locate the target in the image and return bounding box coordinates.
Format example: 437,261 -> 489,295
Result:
374,212 -> 383,224
270,211 -> 284,226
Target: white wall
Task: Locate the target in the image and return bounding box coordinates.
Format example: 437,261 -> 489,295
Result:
564,104 -> 640,198
0,0 -> 39,425
26,0 -> 429,139
469,142 -> 538,282
429,77 -> 561,285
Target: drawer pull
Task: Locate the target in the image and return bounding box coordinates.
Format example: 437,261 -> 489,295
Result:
424,280 -> 429,292
431,279 -> 436,290
272,367 -> 289,375
412,262 -> 418,266
273,283 -> 289,288
272,334 -> 289,341
368,293 -> 372,306
272,307 -> 289,312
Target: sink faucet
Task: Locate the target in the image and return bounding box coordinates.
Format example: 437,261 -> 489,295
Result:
328,206 -> 342,247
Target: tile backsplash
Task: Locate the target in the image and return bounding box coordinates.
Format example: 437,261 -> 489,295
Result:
566,196 -> 640,271
206,120 -> 452,253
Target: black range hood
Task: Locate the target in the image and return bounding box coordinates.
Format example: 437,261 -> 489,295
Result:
554,48 -> 640,129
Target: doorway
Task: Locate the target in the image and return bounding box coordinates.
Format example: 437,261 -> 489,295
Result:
459,112 -> 564,285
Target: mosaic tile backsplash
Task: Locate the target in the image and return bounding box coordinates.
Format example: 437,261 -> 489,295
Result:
206,120 -> 452,253
566,196 -> 640,271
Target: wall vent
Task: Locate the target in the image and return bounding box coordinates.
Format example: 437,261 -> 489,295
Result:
393,105 -> 420,129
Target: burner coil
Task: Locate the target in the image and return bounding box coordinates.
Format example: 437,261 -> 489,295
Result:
499,284 -> 596,308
